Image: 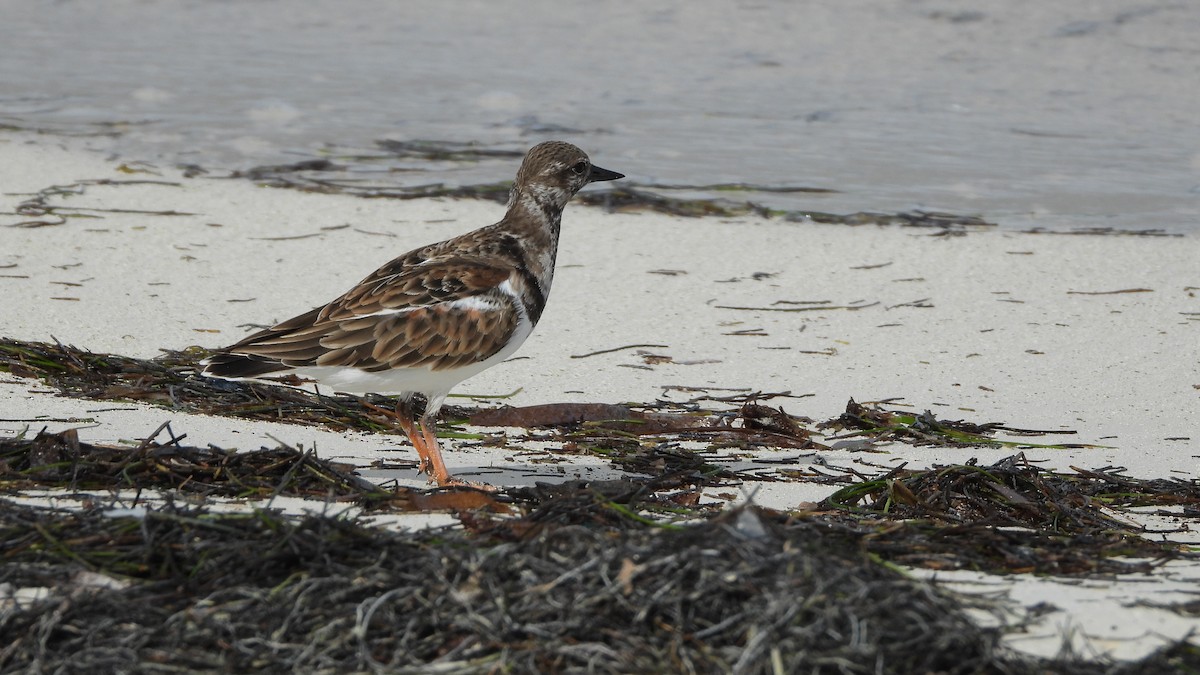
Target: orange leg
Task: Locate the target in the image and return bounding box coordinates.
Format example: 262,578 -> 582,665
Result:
396,400 -> 455,485
417,416 -> 454,486
394,398 -> 438,475
395,412 -> 433,475
394,399 -> 495,490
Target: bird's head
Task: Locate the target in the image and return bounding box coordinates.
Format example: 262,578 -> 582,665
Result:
513,141 -> 623,210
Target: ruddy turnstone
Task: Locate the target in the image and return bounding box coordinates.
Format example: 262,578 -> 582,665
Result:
201,141 -> 623,487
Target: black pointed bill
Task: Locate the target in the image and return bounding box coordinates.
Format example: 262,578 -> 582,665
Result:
588,164 -> 624,183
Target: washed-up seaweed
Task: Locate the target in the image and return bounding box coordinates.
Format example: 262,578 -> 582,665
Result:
1,338 -> 487,436
3,499 -> 1004,673
1,425 -> 1193,576
0,425 -> 380,500
12,139 -> 1177,239
785,208 -> 996,231
1,424 -> 1198,670
2,338 -> 1073,454
4,337 -> 1196,574
0,339 -> 821,467
5,178 -> 191,228
819,452 -> 1199,575
1,496 -> 1197,674
1020,226 -> 1182,238
375,139 -> 527,161
0,428 -> 720,521
472,400 -> 819,459
823,398 -> 1099,449
195,142 -> 994,227
234,162 -> 998,226
826,452 -> 1200,518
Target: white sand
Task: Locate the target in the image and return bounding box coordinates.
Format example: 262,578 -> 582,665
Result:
2,133 -> 1198,659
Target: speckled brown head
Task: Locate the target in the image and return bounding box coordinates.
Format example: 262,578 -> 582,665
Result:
512,141 -> 624,211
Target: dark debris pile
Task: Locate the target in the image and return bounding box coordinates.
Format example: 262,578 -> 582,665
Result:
0,428 -> 733,522
2,338 -> 1081,454
212,142 -> 999,228
0,500 -> 1100,673
827,453 -> 1200,528
821,453 -> 1199,575
3,338 -> 1200,670
2,496 -> 1196,673
823,398 -> 1098,449
0,425 -> 379,500
0,338 -> 400,433
1,427 -> 1196,574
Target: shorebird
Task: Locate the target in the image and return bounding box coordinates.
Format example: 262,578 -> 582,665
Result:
201,141 -> 623,487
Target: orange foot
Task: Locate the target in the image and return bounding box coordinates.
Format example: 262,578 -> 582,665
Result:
397,411 -> 496,491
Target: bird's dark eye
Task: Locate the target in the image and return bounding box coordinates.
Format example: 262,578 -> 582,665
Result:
570,161 -> 587,175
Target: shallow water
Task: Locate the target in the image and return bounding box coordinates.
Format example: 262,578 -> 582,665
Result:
1,0 -> 1197,232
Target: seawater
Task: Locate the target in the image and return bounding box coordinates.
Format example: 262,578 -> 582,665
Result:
1,0 -> 1197,232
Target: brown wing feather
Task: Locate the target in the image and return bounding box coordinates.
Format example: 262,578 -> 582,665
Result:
209,258 -> 519,375
323,254 -> 510,320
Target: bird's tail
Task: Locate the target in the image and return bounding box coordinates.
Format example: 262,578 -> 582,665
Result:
200,352 -> 291,380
